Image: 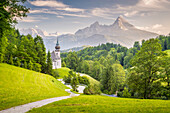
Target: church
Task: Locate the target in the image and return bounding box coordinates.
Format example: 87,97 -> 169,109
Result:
51,39 -> 61,69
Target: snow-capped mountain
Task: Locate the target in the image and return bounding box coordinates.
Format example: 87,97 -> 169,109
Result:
56,16 -> 158,50
19,16 -> 159,51
19,28 -> 59,38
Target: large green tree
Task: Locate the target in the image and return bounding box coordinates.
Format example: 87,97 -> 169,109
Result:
127,38 -> 167,99
46,51 -> 53,75
0,0 -> 29,62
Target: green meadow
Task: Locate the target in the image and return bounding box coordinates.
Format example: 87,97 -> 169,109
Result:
54,67 -> 70,78
28,95 -> 170,113
80,74 -> 100,86
0,63 -> 69,110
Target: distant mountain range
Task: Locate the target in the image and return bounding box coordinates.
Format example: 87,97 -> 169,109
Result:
20,16 -> 159,51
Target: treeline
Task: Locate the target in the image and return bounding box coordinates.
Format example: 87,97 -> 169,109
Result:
61,35 -> 170,80
61,36 -> 170,98
1,28 -> 53,75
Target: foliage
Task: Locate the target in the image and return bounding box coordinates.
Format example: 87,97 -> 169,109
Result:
127,38 -> 168,99
46,51 -> 53,75
84,85 -> 101,95
0,63 -> 69,110
101,64 -> 125,94
122,87 -> 131,98
0,0 -> 29,62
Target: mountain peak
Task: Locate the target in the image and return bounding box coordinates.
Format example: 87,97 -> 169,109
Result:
90,21 -> 100,27
112,16 -> 134,30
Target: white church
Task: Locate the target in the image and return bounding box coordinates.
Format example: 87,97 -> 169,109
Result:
51,39 -> 61,69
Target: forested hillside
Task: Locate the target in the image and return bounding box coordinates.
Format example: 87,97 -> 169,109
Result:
61,35 -> 170,98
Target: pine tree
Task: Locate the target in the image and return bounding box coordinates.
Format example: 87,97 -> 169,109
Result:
9,55 -> 13,65
28,60 -> 33,70
46,51 -> 53,75
15,58 -> 21,67
24,60 -> 27,69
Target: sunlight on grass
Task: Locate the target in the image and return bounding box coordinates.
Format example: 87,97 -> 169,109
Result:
0,63 -> 69,110
28,95 -> 170,113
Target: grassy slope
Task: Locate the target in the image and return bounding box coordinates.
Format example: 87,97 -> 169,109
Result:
0,63 -> 69,110
54,67 -> 70,78
28,95 -> 170,113
80,73 -> 100,86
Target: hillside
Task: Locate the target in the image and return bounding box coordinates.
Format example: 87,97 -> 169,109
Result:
54,67 -> 71,78
79,73 -> 100,86
28,95 -> 170,113
0,63 -> 69,110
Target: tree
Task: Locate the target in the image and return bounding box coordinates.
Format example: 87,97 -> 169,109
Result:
62,61 -> 66,67
34,36 -> 46,73
128,38 -> 167,99
101,64 -> 125,94
66,52 -> 79,71
0,0 -> 29,62
24,60 -> 27,69
28,60 -> 33,70
71,75 -> 79,92
122,87 -> 131,98
9,55 -> 13,65
46,51 -> 53,75
15,58 -> 21,67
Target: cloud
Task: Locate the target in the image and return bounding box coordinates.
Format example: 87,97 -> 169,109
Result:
91,7 -> 122,19
124,11 -> 138,17
152,24 -> 163,29
28,0 -> 67,8
62,13 -> 90,18
57,16 -> 64,18
19,16 -> 48,23
136,24 -> 163,34
28,0 -> 84,13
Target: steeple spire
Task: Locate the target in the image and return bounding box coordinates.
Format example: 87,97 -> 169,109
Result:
56,38 -> 59,46
55,38 -> 60,50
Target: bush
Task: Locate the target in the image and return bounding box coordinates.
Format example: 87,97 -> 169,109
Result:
117,91 -> 123,97
63,75 -> 71,83
161,96 -> 168,100
83,85 -> 101,95
122,87 -> 131,98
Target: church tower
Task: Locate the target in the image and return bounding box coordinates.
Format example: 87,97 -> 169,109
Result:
51,38 -> 61,69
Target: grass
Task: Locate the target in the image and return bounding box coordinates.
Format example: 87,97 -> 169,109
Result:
28,95 -> 170,113
53,67 -> 70,78
80,73 -> 100,86
0,63 -> 69,110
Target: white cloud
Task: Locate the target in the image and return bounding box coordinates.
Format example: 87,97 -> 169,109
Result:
19,16 -> 48,23
57,16 -> 64,18
124,11 -> 138,17
152,24 -> 163,29
91,8 -> 122,19
28,0 -> 67,8
62,13 -> 90,18
136,24 -> 163,34
28,0 -> 85,13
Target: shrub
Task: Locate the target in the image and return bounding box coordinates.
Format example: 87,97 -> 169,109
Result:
117,91 -> 123,97
122,87 -> 131,98
161,96 -> 168,100
83,84 -> 101,95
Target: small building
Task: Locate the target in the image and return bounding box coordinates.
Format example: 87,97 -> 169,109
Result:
51,39 -> 61,69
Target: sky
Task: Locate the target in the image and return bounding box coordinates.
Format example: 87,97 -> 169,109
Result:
16,0 -> 170,35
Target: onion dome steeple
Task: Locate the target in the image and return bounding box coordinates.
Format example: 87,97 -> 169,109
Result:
55,38 -> 60,50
